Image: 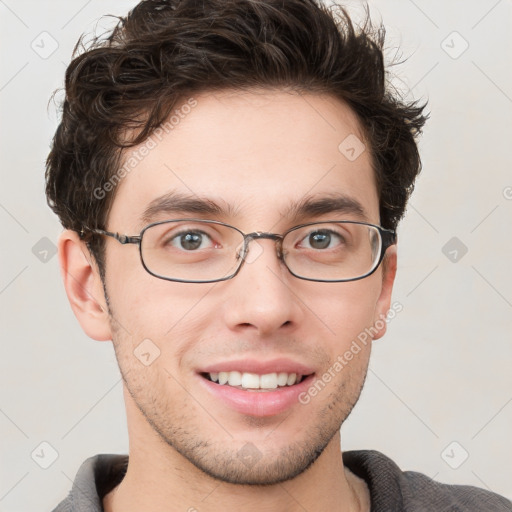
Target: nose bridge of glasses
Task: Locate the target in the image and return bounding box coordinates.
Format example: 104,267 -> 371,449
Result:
241,232 -> 284,260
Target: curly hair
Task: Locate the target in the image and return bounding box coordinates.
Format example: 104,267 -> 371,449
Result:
45,0 -> 428,279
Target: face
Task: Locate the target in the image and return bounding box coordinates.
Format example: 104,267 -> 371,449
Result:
98,89 -> 395,485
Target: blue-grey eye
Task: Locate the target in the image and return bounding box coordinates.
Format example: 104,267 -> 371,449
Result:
170,231 -> 212,250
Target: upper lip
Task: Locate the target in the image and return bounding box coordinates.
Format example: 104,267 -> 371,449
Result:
198,358 -> 315,375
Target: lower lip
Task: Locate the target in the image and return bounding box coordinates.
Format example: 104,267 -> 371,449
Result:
197,373 -> 315,417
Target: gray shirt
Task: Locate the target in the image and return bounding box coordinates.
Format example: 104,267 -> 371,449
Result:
52,450 -> 512,511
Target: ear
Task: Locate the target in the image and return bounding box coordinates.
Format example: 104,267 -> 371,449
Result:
371,244 -> 397,341
58,229 -> 112,341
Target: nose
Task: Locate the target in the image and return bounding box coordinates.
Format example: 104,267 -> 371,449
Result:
220,237 -> 302,337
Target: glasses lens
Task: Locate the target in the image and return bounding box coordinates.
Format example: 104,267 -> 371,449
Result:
283,222 -> 382,281
141,220 -> 244,282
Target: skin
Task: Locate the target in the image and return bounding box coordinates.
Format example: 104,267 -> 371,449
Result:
59,88 -> 397,512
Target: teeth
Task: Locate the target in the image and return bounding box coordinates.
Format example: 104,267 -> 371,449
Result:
241,372 -> 260,389
228,371 -> 242,386
277,372 -> 288,386
287,373 -> 297,386
260,373 -> 278,389
207,371 -> 305,389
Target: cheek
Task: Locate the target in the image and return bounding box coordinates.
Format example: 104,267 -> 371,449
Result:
105,246 -> 211,332
301,278 -> 382,344
106,271 -> 218,370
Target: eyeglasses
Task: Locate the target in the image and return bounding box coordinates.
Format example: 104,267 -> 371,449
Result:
86,219 -> 396,283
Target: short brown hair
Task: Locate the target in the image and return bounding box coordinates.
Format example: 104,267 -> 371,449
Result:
45,0 -> 428,278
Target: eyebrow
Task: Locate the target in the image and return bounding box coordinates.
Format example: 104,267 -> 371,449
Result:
284,194 -> 368,223
140,191 -> 368,225
140,192 -> 238,225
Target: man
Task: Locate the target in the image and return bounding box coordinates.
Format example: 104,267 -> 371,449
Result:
46,0 -> 512,510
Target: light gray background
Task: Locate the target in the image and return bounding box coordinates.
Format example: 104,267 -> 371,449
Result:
1,1 -> 511,510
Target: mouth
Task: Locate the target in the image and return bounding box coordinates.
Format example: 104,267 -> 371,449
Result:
200,371 -> 312,391
197,370 -> 316,416
196,358 -> 317,416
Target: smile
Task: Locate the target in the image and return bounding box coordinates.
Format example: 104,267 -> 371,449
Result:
202,371 -> 310,390
197,371 -> 316,416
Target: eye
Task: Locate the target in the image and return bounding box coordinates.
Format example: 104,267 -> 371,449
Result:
300,229 -> 345,250
168,230 -> 214,251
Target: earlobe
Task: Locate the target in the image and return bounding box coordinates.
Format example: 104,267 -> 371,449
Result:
372,244 -> 398,341
58,229 -> 112,341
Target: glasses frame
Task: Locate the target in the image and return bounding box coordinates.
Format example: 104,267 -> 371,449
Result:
86,218 -> 397,283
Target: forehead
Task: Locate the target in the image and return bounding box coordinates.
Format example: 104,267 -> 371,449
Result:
108,89 -> 379,230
